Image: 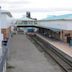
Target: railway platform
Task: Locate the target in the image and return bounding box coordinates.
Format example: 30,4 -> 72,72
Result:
36,33 -> 72,61
7,34 -> 64,72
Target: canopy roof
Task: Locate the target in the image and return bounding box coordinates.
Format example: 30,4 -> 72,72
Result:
17,16 -> 34,21
49,28 -> 62,32
44,14 -> 72,20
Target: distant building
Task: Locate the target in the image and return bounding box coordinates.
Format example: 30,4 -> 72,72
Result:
15,11 -> 38,33
26,11 -> 31,18
15,15 -> 37,33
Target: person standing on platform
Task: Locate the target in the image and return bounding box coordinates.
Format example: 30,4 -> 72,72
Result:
67,34 -> 71,46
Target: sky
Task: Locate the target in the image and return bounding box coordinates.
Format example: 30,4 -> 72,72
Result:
0,0 -> 72,19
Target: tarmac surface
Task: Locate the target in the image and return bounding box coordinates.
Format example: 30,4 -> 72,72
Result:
7,34 -> 65,72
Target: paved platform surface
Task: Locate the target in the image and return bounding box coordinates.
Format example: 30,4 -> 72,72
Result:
7,34 -> 64,72
36,33 -> 72,59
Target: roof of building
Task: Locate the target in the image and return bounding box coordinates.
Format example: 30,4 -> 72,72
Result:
43,14 -> 72,20
0,10 -> 12,17
17,16 -> 34,21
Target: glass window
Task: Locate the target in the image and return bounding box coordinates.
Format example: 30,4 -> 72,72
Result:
22,21 -> 27,24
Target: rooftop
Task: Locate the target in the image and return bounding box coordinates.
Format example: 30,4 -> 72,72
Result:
44,14 -> 72,20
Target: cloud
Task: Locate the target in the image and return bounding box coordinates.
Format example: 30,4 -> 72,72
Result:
0,0 -> 72,19
5,8 -> 72,13
0,0 -> 30,4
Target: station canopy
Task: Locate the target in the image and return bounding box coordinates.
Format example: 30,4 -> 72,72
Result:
39,25 -> 62,32
17,16 -> 34,21
49,28 -> 62,32
43,14 -> 72,20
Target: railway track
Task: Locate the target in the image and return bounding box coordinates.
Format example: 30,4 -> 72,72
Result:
27,34 -> 72,72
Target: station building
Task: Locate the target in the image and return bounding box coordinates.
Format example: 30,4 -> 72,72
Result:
15,16 -> 37,33
0,8 -> 14,72
37,14 -> 72,43
0,9 -> 13,40
15,13 -> 72,44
